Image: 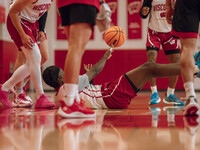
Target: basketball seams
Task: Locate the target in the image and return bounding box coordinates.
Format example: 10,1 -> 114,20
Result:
103,30 -> 118,37
107,32 -> 118,46
121,30 -> 125,44
115,26 -> 121,47
103,26 -> 126,47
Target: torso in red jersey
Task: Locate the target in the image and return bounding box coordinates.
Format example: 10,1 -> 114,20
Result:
56,0 -> 100,11
10,0 -> 54,23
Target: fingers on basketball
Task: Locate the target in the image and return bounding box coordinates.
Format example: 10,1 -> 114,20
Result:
103,26 -> 126,48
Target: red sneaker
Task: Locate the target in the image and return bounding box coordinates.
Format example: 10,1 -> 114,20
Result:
57,100 -> 96,118
13,93 -> 33,107
35,94 -> 55,108
0,84 -> 13,108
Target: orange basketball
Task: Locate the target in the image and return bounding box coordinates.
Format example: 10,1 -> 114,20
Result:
103,26 -> 126,48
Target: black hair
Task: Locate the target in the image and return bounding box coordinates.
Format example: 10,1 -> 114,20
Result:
42,66 -> 61,88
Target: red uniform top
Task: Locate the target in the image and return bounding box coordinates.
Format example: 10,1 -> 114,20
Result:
56,0 -> 100,10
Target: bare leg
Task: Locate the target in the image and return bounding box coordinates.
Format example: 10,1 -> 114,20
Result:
147,50 -> 158,87
166,53 -> 180,89
40,39 -> 49,65
180,38 -> 196,83
63,23 -> 92,84
125,62 -> 181,90
57,22 -> 95,117
179,38 -> 196,98
59,23 -> 92,106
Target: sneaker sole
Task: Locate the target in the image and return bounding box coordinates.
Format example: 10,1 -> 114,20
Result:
12,102 -> 33,108
163,98 -> 184,105
57,107 -> 96,118
183,104 -> 200,116
149,98 -> 161,105
57,118 -> 95,129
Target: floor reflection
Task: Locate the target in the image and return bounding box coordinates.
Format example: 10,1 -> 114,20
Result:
0,106 -> 199,150
0,91 -> 199,150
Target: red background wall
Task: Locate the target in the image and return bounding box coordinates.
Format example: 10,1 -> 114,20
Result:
55,49 -> 184,90
0,40 -> 17,83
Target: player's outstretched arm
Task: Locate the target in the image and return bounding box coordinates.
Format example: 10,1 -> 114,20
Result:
165,0 -> 173,24
86,48 -> 113,81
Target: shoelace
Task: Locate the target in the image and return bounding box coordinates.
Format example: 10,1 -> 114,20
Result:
19,94 -> 29,101
169,94 -> 181,102
151,93 -> 158,99
194,51 -> 200,69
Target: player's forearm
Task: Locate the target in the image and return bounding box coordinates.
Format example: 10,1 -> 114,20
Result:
86,54 -> 108,81
166,0 -> 171,8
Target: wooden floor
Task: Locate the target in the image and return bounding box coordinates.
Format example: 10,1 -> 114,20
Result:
0,91 -> 199,150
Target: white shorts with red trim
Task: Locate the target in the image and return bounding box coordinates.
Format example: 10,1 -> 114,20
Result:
79,84 -> 108,109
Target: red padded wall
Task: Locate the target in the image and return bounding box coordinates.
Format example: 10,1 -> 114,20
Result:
0,40 -> 17,83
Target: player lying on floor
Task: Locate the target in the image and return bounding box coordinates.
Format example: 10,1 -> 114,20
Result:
42,49 -> 200,115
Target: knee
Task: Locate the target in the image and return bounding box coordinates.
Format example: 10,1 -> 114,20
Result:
180,55 -> 195,70
141,62 -> 158,76
28,51 -> 41,65
68,46 -> 85,58
141,61 -> 157,70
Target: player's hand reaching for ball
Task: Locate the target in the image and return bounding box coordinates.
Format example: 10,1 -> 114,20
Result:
104,47 -> 113,59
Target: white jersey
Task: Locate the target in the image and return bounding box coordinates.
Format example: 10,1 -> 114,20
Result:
10,0 -> 53,23
148,0 -> 171,33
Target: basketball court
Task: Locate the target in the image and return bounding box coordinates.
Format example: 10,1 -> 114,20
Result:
0,90 -> 199,150
0,0 -> 200,149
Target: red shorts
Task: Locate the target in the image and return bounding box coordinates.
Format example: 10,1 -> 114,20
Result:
146,28 -> 180,55
101,75 -> 137,109
6,16 -> 46,51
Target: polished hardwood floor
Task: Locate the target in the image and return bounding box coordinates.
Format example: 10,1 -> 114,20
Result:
0,91 -> 199,150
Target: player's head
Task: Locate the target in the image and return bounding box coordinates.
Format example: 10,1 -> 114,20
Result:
42,65 -> 64,89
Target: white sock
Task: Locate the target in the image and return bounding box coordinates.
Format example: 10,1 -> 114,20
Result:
167,87 -> 175,97
151,86 -> 158,94
15,86 -> 23,96
1,63 -> 30,92
184,82 -> 196,98
23,78 -> 29,87
63,83 -> 79,106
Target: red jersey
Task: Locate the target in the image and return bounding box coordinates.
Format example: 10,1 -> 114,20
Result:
56,0 -> 100,10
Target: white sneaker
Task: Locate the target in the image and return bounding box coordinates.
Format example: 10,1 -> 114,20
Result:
12,93 -> 33,107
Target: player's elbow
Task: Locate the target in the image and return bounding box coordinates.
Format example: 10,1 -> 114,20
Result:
8,7 -> 19,17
